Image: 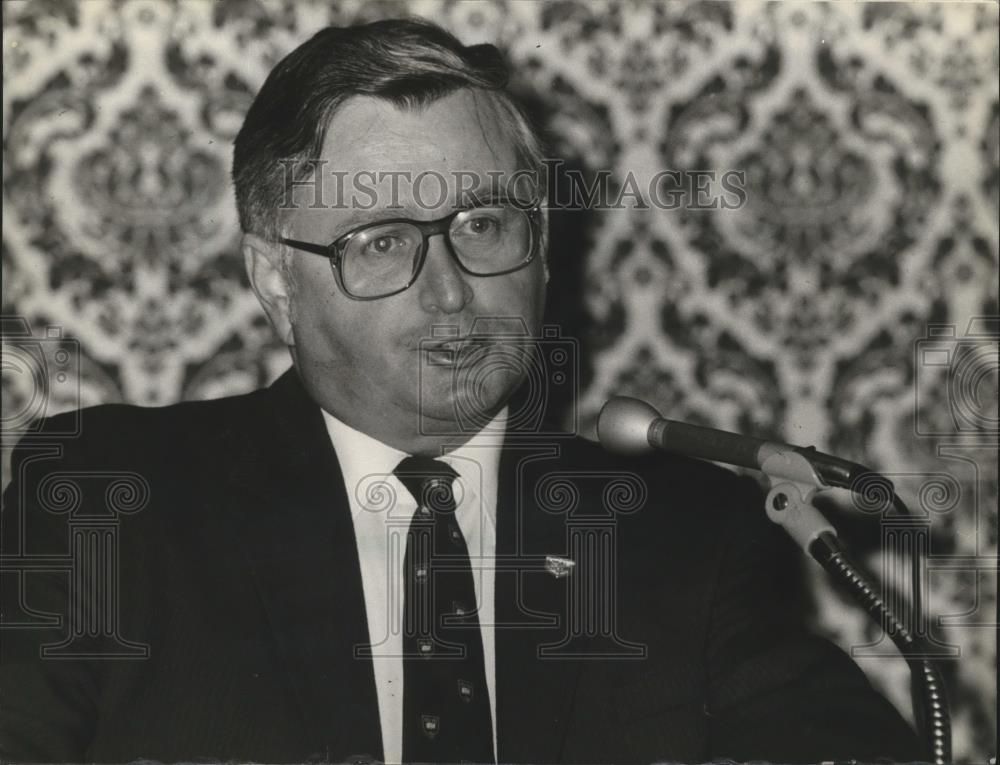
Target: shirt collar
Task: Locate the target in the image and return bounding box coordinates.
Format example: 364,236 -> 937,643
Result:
321,408 -> 508,519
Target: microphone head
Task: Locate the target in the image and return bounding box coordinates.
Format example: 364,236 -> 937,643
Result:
596,396 -> 662,455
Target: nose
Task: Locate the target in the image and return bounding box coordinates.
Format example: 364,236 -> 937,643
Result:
417,235 -> 473,314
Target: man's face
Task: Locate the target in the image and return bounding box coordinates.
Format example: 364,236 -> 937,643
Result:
280,90 -> 547,452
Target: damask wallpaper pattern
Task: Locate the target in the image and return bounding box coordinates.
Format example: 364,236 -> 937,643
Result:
2,1 -> 997,760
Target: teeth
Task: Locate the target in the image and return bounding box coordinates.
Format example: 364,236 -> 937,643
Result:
424,337 -> 490,366
432,339 -> 479,351
425,347 -> 456,366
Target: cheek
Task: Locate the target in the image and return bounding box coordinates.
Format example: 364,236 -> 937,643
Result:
490,265 -> 546,322
293,284 -> 414,373
289,268 -> 365,359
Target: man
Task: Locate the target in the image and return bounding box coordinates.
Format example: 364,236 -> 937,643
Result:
1,18 -> 919,764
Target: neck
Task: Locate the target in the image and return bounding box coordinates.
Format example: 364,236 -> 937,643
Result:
352,419 -> 483,457
319,397 -> 507,457
290,358 -> 512,456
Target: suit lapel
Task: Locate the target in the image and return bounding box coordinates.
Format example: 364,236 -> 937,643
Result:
233,370 -> 383,762
231,370 -> 582,762
494,439 -> 583,763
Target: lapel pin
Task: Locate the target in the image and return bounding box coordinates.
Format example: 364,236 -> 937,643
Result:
545,555 -> 575,579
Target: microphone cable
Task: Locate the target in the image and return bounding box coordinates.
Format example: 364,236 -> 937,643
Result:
808,490 -> 950,765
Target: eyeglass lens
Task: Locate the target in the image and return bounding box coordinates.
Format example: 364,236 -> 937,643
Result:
341,205 -> 533,298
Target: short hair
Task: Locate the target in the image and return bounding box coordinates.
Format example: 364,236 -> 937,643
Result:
233,18 -> 545,241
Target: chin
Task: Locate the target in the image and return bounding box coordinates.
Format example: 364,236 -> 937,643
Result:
450,369 -> 518,418
414,367 -> 517,437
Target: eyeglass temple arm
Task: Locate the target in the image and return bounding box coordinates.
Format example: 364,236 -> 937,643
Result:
278,238 -> 337,258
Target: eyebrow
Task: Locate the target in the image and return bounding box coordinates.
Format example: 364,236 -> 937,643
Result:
325,208 -> 425,242
324,191 -> 529,241
329,209 -> 395,237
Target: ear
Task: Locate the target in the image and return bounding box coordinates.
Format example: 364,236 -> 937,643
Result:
243,233 -> 295,346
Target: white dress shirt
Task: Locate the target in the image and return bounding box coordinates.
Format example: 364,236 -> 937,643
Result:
322,409 -> 506,764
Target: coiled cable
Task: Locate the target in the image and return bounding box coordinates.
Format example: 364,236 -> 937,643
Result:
809,520 -> 951,764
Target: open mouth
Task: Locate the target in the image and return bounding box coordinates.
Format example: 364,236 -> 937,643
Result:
421,336 -> 492,366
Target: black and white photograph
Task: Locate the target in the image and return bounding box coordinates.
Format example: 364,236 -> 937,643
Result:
1,1 -> 997,763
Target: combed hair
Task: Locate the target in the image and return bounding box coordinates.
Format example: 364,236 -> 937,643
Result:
233,18 -> 545,240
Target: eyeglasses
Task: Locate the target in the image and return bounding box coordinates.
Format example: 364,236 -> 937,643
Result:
279,201 -> 542,300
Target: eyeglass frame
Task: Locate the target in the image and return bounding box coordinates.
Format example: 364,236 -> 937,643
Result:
278,200 -> 544,301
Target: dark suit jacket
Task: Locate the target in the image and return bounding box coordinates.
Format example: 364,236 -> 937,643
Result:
1,369 -> 919,763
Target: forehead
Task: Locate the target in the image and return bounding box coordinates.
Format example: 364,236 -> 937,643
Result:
327,89 -> 516,165
316,90 -> 521,207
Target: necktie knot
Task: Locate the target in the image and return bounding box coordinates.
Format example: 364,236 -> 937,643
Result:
394,455 -> 459,516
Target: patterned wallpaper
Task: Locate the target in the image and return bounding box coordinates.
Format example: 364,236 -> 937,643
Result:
2,1 -> 997,760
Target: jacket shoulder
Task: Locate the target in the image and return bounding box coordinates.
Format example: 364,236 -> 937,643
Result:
554,434 -> 763,508
12,386 -> 272,469
515,433 -> 768,564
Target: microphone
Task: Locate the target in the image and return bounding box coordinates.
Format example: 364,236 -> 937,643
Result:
596,396 -> 869,489
597,397 -> 952,761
